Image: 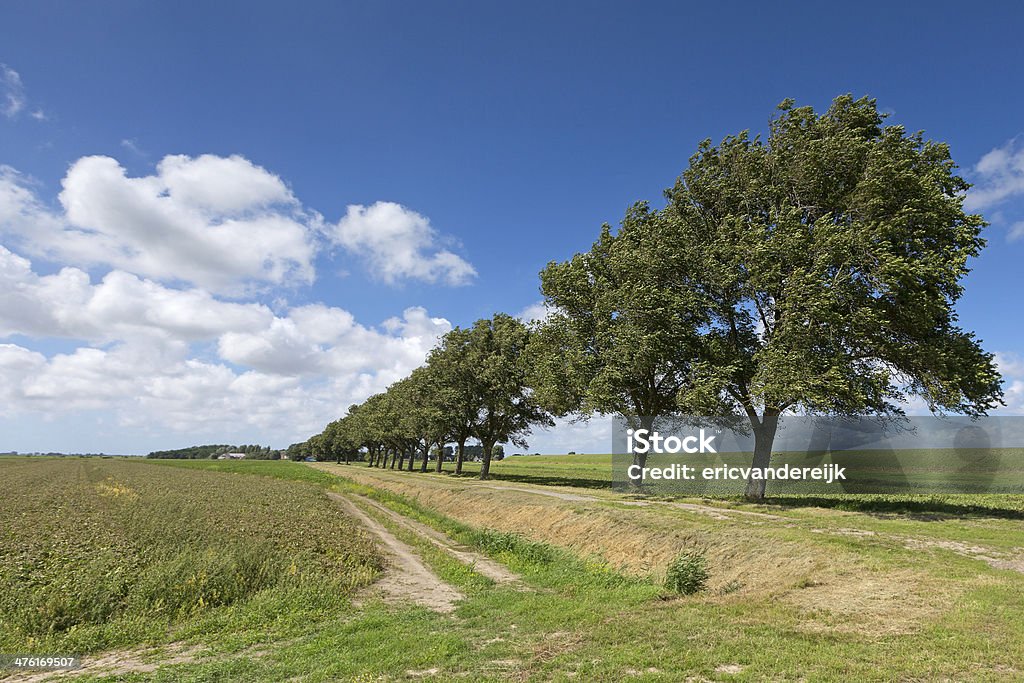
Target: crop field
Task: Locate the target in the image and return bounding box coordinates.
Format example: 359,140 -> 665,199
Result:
0,457 -> 381,665
4,456 -> 1024,681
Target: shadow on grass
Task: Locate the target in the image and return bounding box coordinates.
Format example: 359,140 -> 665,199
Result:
764,495 -> 1024,520
444,470 -> 612,490
350,463 -> 1024,520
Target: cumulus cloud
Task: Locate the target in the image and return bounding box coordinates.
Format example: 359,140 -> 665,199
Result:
0,246 -> 452,441
1,158 -> 478,292
218,305 -> 450,377
1,64 -> 25,118
333,201 -> 476,285
0,152 -> 475,449
0,246 -> 273,342
996,352 -> 1024,379
0,155 -> 319,294
965,138 -> 1024,213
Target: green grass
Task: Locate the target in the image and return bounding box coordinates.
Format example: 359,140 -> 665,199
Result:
439,452 -> 1024,515
6,456 -> 1024,681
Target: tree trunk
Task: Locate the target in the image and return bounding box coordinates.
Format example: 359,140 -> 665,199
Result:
419,442 -> 429,472
629,452 -> 648,491
407,448 -> 415,471
744,413 -> 780,501
480,440 -> 495,480
455,439 -> 466,475
394,450 -> 402,469
434,442 -> 444,473
629,416 -> 655,492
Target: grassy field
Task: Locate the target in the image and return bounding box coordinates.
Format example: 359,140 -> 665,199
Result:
4,455 -> 1024,681
445,452 -> 1024,513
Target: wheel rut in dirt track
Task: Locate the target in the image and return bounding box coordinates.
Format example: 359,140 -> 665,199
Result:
354,495 -> 523,585
327,492 -> 464,613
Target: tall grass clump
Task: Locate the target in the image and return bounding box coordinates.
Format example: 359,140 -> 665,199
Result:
665,549 -> 709,595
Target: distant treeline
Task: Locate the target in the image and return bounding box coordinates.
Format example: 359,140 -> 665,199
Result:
145,444 -> 282,460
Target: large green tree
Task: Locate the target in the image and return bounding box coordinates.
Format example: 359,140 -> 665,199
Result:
467,314 -> 553,479
426,326 -> 481,474
537,95 -> 1003,499
530,202 -> 713,482
398,366 -> 459,473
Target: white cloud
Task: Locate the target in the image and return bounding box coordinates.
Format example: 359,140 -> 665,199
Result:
0,245 -> 452,441
218,305 -> 450,377
1,158 -> 476,293
0,307 -> 451,443
0,155 -> 319,294
0,246 -> 272,342
0,344 -> 46,413
155,153 -> 296,214
0,152 -> 474,450
1004,380 -> 1024,415
333,201 -> 476,286
993,352 -> 1024,415
1,64 -> 25,118
996,352 -> 1024,379
965,138 -> 1024,212
515,300 -> 550,324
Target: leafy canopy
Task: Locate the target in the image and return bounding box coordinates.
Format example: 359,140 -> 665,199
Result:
533,95 -> 1003,427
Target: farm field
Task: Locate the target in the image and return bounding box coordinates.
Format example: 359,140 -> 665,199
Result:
3,456 -> 1024,681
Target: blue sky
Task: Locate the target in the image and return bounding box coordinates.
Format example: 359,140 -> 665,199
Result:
1,1 -> 1023,454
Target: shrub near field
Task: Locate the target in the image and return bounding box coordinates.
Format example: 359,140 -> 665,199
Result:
0,457 -> 382,653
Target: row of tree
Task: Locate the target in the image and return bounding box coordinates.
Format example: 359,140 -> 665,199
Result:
292,96 -> 1004,499
291,314 -> 550,478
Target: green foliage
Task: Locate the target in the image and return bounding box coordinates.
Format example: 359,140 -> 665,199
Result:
464,314 -> 554,477
665,549 -> 709,595
146,444 -> 232,459
531,95 -> 1004,498
469,529 -> 560,565
146,444 -> 280,459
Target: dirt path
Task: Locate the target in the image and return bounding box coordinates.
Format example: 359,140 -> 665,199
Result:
327,492 -> 464,613
355,495 -> 523,585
